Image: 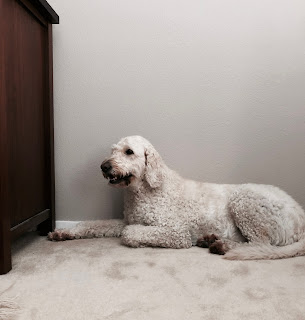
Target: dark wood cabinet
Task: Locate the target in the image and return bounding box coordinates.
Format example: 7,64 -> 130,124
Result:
0,0 -> 59,274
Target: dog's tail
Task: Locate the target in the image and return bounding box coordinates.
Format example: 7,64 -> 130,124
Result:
224,237 -> 305,260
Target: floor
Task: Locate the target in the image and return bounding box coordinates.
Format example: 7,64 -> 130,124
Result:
1,232 -> 305,320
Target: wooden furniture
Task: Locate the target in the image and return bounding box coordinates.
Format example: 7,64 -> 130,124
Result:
0,0 -> 59,274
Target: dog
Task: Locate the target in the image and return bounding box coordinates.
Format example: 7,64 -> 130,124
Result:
48,135 -> 305,260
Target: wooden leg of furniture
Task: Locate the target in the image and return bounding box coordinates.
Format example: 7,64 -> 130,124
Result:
0,222 -> 12,275
38,214 -> 55,236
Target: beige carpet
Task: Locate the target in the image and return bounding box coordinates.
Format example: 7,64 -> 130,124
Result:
1,232 -> 305,320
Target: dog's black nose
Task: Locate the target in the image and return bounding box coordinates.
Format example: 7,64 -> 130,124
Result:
101,161 -> 112,173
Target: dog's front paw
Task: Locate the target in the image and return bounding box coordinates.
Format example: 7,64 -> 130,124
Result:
121,236 -> 142,248
121,227 -> 144,248
47,230 -> 75,241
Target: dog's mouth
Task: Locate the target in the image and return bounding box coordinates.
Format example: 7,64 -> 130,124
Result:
104,173 -> 133,186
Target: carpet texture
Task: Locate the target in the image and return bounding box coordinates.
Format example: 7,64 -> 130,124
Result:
1,232 -> 305,320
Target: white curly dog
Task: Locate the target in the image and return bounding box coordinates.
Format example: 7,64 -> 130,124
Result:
48,136 -> 305,260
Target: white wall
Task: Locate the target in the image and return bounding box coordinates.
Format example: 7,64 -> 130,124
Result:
48,0 -> 305,221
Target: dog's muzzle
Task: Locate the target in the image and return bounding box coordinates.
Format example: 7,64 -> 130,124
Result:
101,161 -> 133,186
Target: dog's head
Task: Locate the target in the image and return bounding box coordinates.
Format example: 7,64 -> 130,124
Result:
101,136 -> 165,189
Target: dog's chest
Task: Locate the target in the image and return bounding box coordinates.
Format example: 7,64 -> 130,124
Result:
123,189 -> 179,226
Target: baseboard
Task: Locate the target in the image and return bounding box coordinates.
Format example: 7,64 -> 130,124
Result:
55,221 -> 81,229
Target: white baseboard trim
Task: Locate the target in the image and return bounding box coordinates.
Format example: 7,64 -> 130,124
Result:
56,221 -> 81,229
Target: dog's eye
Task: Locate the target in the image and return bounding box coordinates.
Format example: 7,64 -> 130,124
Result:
125,149 -> 134,155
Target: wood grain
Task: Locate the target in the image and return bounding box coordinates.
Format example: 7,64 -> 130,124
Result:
0,0 -> 58,274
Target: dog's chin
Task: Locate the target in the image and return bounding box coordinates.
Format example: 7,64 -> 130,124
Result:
104,174 -> 134,188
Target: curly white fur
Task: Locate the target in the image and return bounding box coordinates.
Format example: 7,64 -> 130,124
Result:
48,136 -> 305,260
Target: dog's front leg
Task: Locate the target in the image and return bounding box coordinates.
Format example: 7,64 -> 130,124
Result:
48,219 -> 126,241
121,225 -> 192,249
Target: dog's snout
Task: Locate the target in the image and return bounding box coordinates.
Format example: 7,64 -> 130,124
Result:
101,161 -> 112,173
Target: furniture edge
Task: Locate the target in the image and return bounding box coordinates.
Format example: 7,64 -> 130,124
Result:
25,0 -> 59,24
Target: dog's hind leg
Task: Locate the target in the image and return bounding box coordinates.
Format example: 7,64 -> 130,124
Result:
224,187 -> 305,260
47,219 -> 126,241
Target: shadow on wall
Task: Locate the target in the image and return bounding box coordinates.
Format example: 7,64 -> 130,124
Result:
110,191 -> 124,219
70,146 -> 124,220
99,146 -> 124,219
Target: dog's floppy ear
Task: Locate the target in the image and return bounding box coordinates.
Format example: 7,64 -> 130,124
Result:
144,145 -> 165,188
